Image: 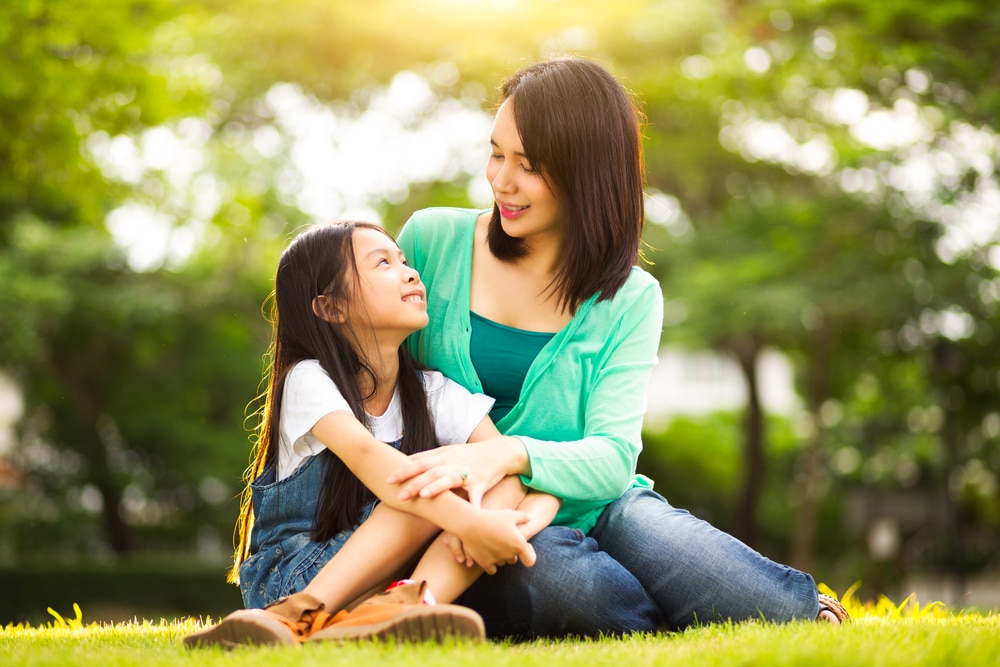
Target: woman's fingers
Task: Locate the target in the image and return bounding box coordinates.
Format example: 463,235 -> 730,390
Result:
391,466 -> 463,500
385,454 -> 438,485
417,467 -> 468,498
388,443 -> 506,502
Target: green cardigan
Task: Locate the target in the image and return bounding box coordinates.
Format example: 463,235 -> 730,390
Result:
398,207 -> 662,533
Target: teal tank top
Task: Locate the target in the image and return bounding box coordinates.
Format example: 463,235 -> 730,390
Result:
469,311 -> 555,423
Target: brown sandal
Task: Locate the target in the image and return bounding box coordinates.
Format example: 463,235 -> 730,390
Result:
817,593 -> 850,624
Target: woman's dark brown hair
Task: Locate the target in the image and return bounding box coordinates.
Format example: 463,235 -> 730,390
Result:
488,57 -> 646,313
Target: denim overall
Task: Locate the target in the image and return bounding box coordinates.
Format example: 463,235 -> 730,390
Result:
238,449 -> 377,609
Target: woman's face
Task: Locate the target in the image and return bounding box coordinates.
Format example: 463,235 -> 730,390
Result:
486,98 -> 568,247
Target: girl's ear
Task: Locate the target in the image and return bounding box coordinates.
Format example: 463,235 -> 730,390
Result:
312,295 -> 345,323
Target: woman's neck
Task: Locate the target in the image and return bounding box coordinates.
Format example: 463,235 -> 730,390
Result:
472,213 -> 574,330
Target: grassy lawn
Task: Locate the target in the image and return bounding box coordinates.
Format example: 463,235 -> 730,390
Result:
4,588 -> 999,667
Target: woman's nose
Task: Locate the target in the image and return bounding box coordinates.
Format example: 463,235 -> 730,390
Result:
491,163 -> 513,193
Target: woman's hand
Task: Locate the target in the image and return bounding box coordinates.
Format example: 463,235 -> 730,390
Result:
387,437 -> 526,507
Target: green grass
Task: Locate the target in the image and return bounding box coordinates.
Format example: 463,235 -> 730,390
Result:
3,587 -> 999,667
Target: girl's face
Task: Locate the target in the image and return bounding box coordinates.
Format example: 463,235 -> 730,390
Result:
487,98 -> 568,248
343,227 -> 428,341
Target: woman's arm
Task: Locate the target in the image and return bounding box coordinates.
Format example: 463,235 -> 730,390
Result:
513,283 -> 663,502
389,278 -> 663,506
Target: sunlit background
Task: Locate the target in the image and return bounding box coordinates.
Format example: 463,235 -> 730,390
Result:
2,0 -> 999,622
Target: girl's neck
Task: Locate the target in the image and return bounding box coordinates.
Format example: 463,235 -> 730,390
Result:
357,342 -> 401,417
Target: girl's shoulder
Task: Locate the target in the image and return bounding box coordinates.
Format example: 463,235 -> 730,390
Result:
288,358 -> 325,380
419,368 -> 487,405
417,368 -> 450,393
284,359 -> 339,395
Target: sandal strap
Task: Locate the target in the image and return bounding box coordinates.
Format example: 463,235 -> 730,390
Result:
817,593 -> 850,623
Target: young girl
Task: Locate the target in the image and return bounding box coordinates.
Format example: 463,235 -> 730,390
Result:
185,221 -> 558,649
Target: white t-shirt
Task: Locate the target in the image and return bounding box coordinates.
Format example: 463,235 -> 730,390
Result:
277,359 -> 495,481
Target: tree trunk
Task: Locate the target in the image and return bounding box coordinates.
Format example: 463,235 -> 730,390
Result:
732,333 -> 763,548
791,321 -> 833,572
95,458 -> 133,554
50,354 -> 134,555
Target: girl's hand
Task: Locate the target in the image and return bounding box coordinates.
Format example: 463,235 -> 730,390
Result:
441,531 -> 468,565
388,439 -> 520,507
456,508 -> 536,574
442,531 -> 485,569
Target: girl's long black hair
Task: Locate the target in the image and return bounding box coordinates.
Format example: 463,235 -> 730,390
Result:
229,222 -> 436,583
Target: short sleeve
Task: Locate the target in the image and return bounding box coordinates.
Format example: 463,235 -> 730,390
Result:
423,371 -> 495,444
278,360 -> 352,478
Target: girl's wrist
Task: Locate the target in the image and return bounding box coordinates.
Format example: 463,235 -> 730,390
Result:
442,502 -> 481,537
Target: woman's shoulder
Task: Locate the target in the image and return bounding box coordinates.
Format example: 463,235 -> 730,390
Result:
583,267 -> 663,328
618,266 -> 664,303
399,207 -> 485,264
404,207 -> 484,235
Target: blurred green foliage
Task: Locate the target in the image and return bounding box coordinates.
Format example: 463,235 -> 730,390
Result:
1,0 -> 999,605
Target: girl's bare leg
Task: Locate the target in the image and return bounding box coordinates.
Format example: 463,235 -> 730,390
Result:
409,476 -> 533,603
302,503 -> 440,611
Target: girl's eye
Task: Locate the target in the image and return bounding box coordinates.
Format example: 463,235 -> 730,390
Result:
377,258 -> 390,267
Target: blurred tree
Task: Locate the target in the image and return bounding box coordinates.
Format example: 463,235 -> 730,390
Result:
623,0 -> 1000,571
0,0 -> 280,559
3,0 -> 999,584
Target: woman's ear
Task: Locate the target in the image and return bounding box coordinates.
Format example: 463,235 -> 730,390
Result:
312,295 -> 345,323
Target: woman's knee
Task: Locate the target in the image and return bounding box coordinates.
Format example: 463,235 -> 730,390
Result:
592,487 -> 680,540
523,527 -> 661,635
461,526 -> 660,637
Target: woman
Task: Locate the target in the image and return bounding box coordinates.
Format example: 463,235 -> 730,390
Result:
392,57 -> 847,637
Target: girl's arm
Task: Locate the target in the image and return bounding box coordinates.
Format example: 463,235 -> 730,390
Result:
311,410 -> 535,574
515,490 -> 560,538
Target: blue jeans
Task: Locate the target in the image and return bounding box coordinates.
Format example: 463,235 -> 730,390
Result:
458,488 -> 819,638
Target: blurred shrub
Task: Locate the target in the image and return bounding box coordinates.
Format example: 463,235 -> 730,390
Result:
0,560 -> 243,625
